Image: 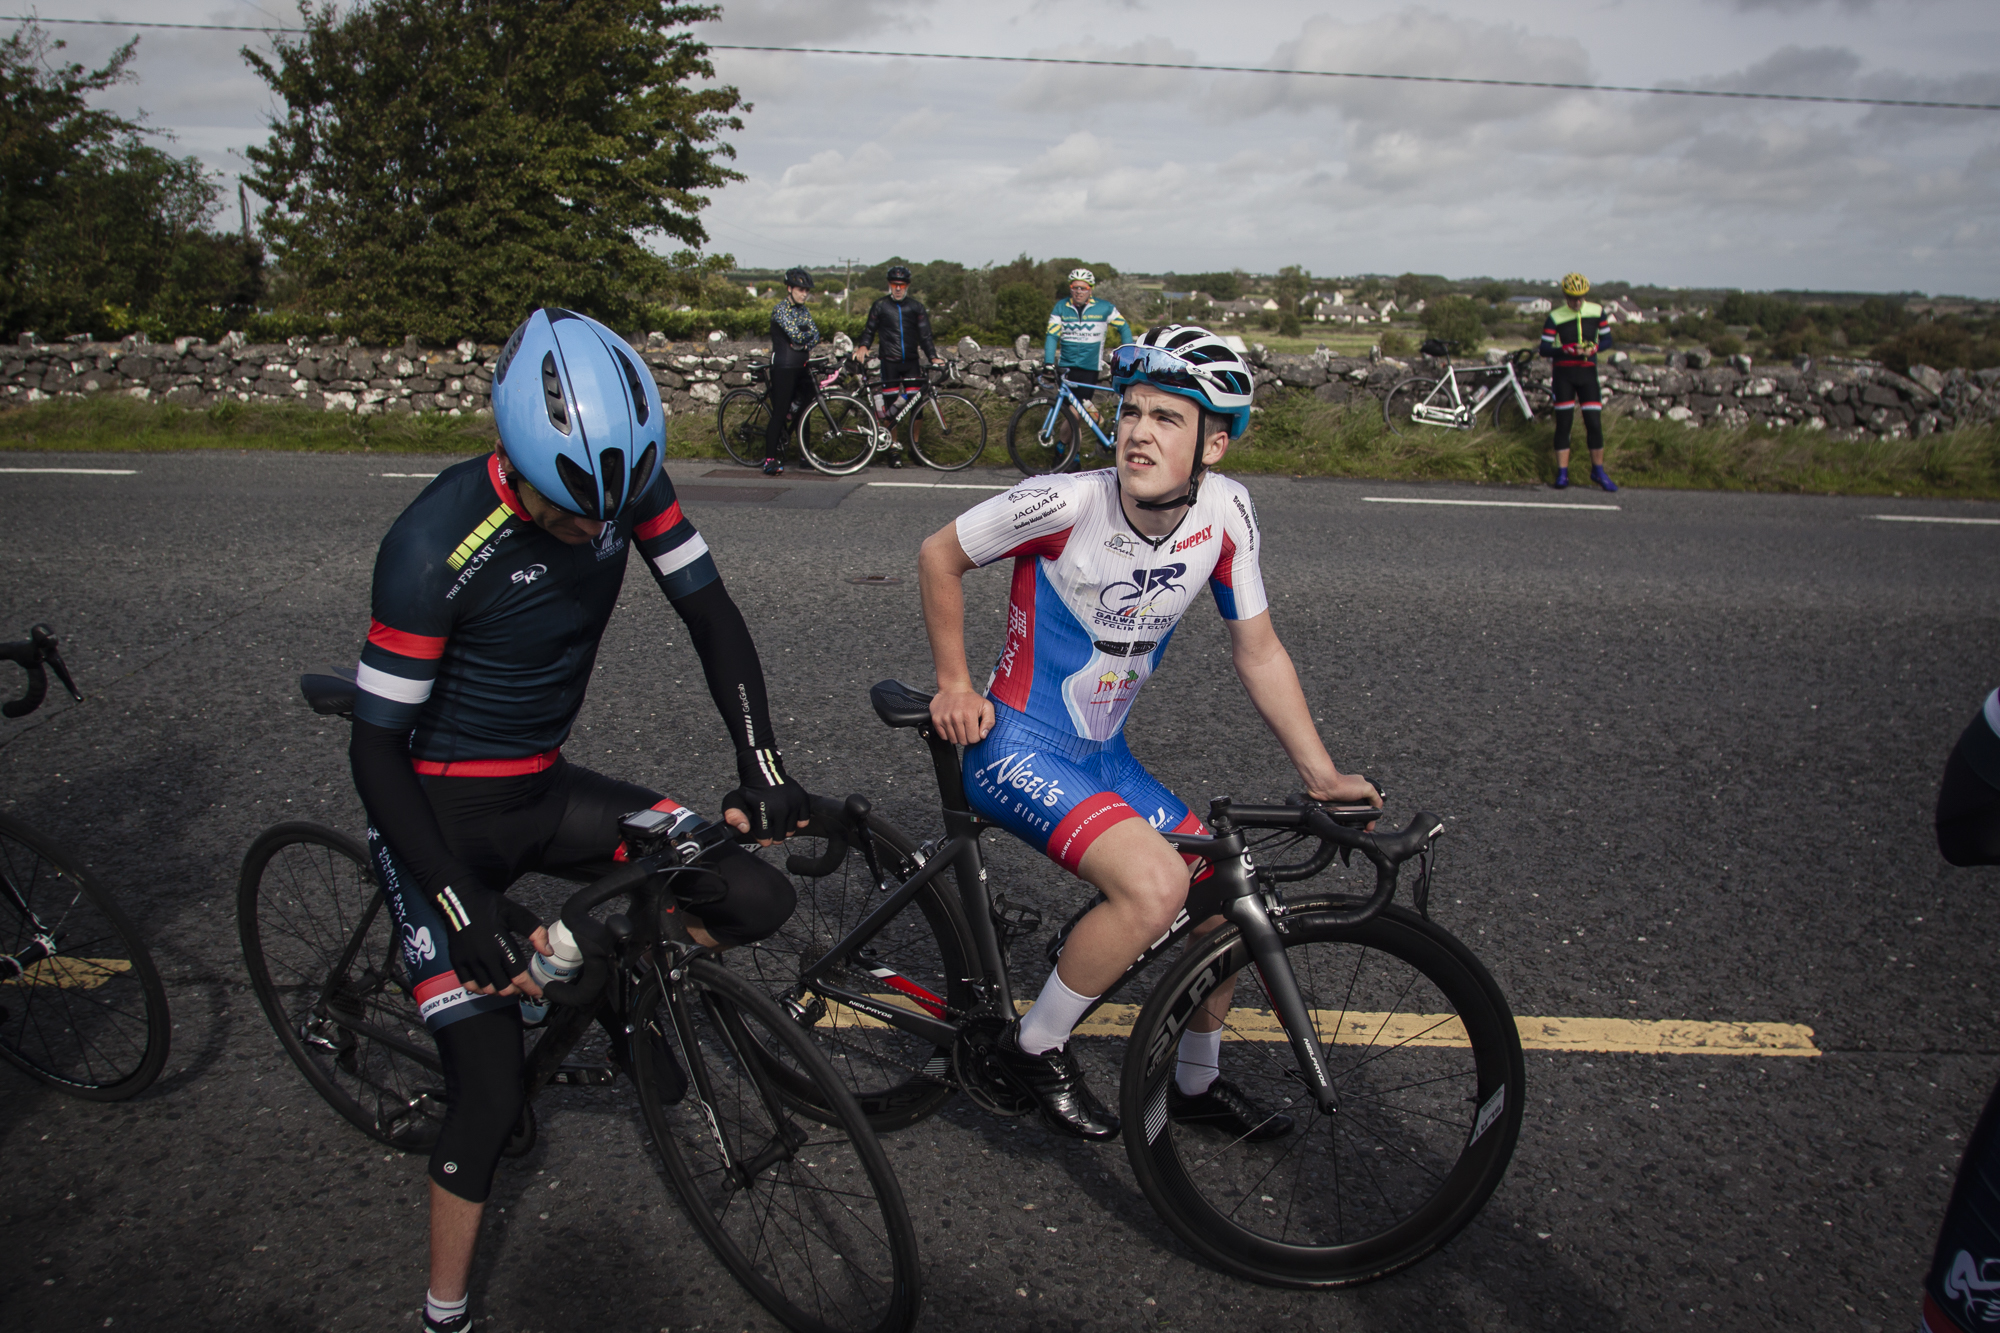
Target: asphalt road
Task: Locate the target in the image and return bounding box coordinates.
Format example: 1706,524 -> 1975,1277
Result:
2,450 -> 1997,1333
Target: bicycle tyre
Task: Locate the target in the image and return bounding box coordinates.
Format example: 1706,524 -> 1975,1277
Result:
0,812 -> 169,1100
1490,384 -> 1532,431
905,392 -> 987,471
632,957 -> 922,1333
798,393 -> 878,475
1120,899 -> 1523,1288
737,798 -> 977,1131
1006,394 -> 1078,474
238,822 -> 445,1150
1381,377 -> 1440,437
717,388 -> 772,467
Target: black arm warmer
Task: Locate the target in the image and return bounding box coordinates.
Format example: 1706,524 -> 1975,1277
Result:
669,576 -> 777,755
350,719 -> 475,895
917,302 -> 937,361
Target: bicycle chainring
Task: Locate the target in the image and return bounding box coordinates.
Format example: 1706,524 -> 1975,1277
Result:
953,1014 -> 1036,1118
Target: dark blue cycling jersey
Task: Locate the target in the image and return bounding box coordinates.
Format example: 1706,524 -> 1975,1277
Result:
354,453 -> 718,767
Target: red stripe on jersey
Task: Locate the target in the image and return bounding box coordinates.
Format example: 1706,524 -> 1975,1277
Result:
413,973 -> 464,1006
486,453 -> 532,519
999,528 -> 1071,562
411,748 -> 561,778
989,557 -> 1039,713
1212,533 -> 1238,591
634,500 -> 684,542
1925,1293 -> 1971,1333
1048,793 -> 1140,875
368,619 -> 448,660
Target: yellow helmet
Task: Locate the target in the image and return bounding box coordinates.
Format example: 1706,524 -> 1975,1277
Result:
1560,272 -> 1590,297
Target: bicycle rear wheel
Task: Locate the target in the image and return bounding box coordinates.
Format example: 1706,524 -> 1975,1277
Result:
798,394 -> 878,475
633,958 -> 922,1333
1383,377 -> 1446,436
904,392 -> 987,471
1490,384 -> 1532,431
737,801 -> 976,1131
1121,900 -> 1523,1288
717,388 -> 772,467
1006,394 -> 1077,474
238,822 -> 445,1150
0,812 -> 169,1100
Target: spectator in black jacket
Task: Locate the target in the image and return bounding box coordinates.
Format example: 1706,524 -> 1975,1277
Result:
853,266 -> 937,466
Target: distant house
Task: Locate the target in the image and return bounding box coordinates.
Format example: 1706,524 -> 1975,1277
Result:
1508,296 -> 1553,315
1213,297 -> 1277,322
1375,300 -> 1398,319
1604,296 -> 1646,323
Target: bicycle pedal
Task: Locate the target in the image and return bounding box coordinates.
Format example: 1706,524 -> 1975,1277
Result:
551,1063 -> 618,1087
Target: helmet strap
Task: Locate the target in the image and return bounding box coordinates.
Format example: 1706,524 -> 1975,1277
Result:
1131,409 -> 1214,511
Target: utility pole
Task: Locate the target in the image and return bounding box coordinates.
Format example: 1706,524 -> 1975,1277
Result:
239,182 -> 252,242
839,257 -> 861,314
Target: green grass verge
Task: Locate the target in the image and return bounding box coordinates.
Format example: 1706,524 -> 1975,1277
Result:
6,391 -> 1999,499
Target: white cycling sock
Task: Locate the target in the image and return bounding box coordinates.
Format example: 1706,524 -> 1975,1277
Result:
425,1290 -> 470,1330
1015,969 -> 1098,1055
1176,1027 -> 1222,1096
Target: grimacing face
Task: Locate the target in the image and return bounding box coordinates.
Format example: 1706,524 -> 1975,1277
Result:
1113,383 -> 1228,505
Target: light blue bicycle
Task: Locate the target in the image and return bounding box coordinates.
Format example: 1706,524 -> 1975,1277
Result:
1006,371 -> 1119,474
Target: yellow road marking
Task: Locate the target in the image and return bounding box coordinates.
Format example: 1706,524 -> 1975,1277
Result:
2,957 -> 135,990
816,995 -> 1819,1056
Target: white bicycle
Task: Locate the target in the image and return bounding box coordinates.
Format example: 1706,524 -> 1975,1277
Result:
1383,343 -> 1538,435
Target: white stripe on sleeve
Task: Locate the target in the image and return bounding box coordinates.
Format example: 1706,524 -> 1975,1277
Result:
357,661 -> 434,706
650,532 -> 711,578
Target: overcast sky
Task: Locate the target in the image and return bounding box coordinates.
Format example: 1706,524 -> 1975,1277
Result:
29,0 -> 2000,295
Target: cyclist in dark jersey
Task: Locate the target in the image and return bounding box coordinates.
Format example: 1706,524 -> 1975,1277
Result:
855,264 -> 938,467
1922,690 -> 2000,1333
763,267 -> 822,474
1538,272 -> 1617,492
350,307 -> 810,1333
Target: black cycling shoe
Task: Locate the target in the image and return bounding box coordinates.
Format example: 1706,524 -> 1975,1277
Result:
997,1022 -> 1120,1140
1168,1076 -> 1295,1143
423,1311 -> 472,1333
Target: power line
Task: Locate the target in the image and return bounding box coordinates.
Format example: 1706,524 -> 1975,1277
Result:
9,16 -> 1997,113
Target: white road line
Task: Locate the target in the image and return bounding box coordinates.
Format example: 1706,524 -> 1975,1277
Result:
380,472 -> 437,479
1872,514 -> 2000,526
868,481 -> 1012,491
1363,496 -> 1619,511
0,467 -> 137,475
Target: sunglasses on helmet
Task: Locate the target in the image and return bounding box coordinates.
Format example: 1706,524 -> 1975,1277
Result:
1110,343 -> 1226,395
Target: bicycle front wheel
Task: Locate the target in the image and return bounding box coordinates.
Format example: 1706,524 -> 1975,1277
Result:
1006,394 -> 1077,474
1121,900 -> 1523,1288
717,388 -> 772,467
0,812 -> 170,1099
904,392 -> 987,471
634,958 -> 922,1333
1491,384 -> 1532,431
798,394 -> 878,475
1382,377 -> 1440,436
238,822 -> 445,1150
736,799 -> 976,1131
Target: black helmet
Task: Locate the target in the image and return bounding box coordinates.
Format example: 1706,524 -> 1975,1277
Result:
885,265 -> 911,284
784,267 -> 814,291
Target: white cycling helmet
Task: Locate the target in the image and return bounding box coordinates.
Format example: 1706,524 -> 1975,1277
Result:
1067,268 -> 1097,288
1109,324 -> 1255,439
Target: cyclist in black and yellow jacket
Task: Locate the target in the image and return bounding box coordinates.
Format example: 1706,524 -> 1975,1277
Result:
1538,272 -> 1617,491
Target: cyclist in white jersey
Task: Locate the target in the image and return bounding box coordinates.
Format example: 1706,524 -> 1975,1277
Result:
918,325 -> 1380,1140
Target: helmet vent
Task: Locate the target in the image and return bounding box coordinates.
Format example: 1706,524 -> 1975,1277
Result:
615,348 -> 650,426
541,353 -> 571,435
554,453 -> 599,519
495,325 -> 526,385
598,449 -> 625,518
629,442 -> 658,502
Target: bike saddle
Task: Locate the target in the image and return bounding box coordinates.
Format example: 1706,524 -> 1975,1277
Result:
300,668 -> 359,717
870,679 -> 935,729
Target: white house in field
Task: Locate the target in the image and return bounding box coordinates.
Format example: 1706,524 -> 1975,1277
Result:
1508,295 -> 1553,315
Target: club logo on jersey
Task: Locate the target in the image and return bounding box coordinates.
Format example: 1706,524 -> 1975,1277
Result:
511,563 -> 548,586
1099,564 -> 1187,616
1103,533 -> 1141,557
1945,1251 -> 2000,1322
591,523 -> 627,562
445,528 -> 516,600
1008,487 -> 1063,528
1092,669 -> 1140,698
402,923 -> 436,969
1168,524 -> 1212,554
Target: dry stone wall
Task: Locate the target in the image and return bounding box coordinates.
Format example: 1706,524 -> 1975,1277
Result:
6,329 -> 1995,441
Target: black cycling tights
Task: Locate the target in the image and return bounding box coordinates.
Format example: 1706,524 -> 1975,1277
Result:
1937,721 -> 2000,867
764,365 -> 814,462
430,1007 -> 523,1203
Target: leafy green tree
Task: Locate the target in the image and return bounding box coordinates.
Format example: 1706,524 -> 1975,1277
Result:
1273,264 -> 1307,337
1421,295 -> 1486,354
243,0 -> 746,343
995,282 -> 1048,341
1,24 -> 262,340
1475,281 -> 1511,305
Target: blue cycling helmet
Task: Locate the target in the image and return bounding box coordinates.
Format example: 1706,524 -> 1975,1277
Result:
1109,324 -> 1255,439
492,308 -> 663,520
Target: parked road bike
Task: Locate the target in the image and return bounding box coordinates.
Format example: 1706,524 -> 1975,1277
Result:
716,358 -> 880,477
1383,344 -> 1539,436
1006,371 -> 1120,475
737,680 -> 1526,1289
238,672 -> 921,1333
815,362 -> 988,475
0,625 -> 171,1100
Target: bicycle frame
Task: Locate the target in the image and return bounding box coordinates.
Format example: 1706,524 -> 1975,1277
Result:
1409,363 -> 1534,429
1035,376 -> 1118,455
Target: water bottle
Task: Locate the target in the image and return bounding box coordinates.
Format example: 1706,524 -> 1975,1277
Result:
518,919 -> 584,1025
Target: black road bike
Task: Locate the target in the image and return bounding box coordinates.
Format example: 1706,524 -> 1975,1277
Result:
0,626 -> 171,1101
716,359 -> 878,476
238,674 -> 920,1333
739,680 -> 1525,1289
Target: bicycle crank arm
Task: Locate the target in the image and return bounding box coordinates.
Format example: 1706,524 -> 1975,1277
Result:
1225,896 -> 1340,1114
